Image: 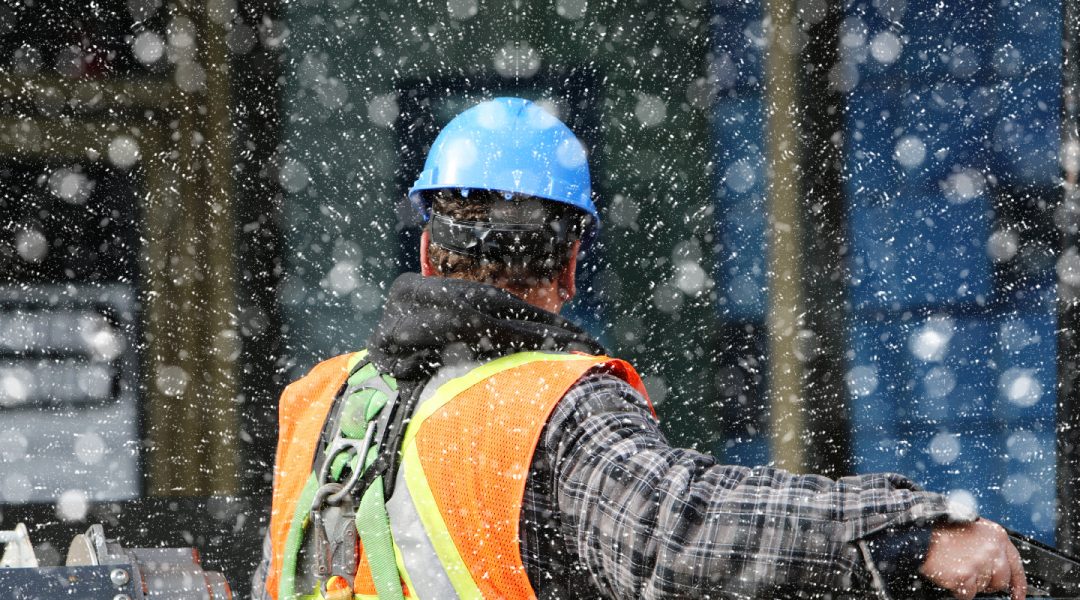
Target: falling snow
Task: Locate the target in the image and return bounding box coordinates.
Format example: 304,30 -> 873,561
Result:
0,0 -> 1078,597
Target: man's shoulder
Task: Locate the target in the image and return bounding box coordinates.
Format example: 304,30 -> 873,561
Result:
549,368 -> 657,434
279,352 -> 363,415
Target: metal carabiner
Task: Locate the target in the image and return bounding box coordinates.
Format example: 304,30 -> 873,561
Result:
317,421 -> 377,506
310,481 -> 345,513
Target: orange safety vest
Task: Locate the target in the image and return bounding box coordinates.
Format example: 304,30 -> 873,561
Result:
265,351 -> 650,599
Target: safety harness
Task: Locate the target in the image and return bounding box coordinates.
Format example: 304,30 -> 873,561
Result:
280,352 -> 416,600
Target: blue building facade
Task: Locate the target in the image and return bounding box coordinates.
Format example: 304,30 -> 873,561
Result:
712,0 -> 1062,542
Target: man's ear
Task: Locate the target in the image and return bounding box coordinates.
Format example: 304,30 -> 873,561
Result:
420,228 -> 437,276
558,239 -> 581,302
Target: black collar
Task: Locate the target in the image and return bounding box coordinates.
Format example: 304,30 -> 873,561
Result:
365,272 -> 604,382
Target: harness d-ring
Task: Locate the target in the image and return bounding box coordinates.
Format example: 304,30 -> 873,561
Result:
319,421 -> 377,505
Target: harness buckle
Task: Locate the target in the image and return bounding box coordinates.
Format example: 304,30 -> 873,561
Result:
308,483 -> 341,582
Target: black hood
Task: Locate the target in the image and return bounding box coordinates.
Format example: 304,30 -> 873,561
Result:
366,272 -> 605,383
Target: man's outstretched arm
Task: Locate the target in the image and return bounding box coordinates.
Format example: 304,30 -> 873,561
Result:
542,373 -> 1024,599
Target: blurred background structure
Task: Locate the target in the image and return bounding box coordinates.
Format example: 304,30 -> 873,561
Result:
0,0 -> 1078,595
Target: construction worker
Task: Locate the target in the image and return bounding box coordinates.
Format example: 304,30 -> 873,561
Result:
253,97 -> 1026,599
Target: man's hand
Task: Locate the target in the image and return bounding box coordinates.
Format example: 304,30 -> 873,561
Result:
919,519 -> 1027,600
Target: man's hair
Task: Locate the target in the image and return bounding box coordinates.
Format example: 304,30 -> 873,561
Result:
424,189 -> 588,290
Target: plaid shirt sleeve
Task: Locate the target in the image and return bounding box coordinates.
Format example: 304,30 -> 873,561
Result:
527,372 -> 959,599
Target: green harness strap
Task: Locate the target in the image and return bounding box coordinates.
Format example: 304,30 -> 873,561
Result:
347,368 -> 405,600
356,462 -> 402,598
280,472 -> 320,599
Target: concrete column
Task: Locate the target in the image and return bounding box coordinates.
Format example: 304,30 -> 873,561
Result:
763,0 -> 807,472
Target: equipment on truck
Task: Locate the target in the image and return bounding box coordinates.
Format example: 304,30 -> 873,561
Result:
1007,529 -> 1080,599
0,522 -> 231,600
855,529 -> 1080,599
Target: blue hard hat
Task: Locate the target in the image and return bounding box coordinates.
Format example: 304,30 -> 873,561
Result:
408,97 -> 598,227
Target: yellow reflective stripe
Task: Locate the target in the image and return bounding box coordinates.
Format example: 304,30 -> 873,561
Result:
402,441 -> 481,598
393,541 -> 418,600
400,351 -> 598,599
401,351 -> 591,449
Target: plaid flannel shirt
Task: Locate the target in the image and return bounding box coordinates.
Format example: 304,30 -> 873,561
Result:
520,371 -> 955,599
255,370 -> 956,599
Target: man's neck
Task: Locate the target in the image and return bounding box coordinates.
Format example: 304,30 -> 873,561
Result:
509,283 -> 564,315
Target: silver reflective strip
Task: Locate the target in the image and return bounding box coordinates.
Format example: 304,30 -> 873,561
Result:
387,463 -> 456,599
386,362 -> 479,600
